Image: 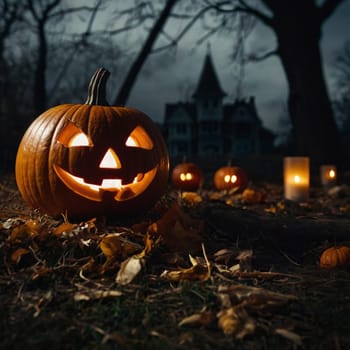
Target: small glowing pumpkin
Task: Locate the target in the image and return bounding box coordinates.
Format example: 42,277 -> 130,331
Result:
214,165 -> 247,192
319,246 -> 350,269
15,67 -> 169,218
171,162 -> 203,191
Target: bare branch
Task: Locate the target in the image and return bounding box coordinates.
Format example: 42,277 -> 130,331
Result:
117,2 -> 149,16
48,0 -> 104,98
114,0 -> 178,105
211,0 -> 274,28
42,0 -> 61,19
151,3 -> 218,54
0,0 -> 22,44
196,26 -> 220,46
105,23 -> 143,36
49,5 -> 102,20
245,49 -> 278,62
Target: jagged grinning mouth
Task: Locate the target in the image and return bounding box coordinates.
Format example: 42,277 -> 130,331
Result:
53,164 -> 158,202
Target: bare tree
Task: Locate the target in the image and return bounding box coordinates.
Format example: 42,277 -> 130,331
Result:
209,0 -> 344,166
332,39 -> 350,130
24,0 -> 101,114
0,0 -> 24,113
111,0 -> 243,106
114,0 -> 178,106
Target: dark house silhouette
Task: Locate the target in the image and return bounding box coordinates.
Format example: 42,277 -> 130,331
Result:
163,52 -> 275,160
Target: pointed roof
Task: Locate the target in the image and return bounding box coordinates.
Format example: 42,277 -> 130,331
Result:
192,53 -> 226,99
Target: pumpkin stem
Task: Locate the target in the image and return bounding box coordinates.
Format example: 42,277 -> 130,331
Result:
85,67 -> 110,106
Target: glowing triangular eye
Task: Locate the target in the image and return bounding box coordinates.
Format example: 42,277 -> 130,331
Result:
68,132 -> 90,147
57,122 -> 92,147
125,136 -> 138,147
99,148 -> 121,169
125,126 -> 153,150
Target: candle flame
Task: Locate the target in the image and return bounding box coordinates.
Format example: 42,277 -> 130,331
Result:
294,175 -> 301,184
329,170 -> 335,178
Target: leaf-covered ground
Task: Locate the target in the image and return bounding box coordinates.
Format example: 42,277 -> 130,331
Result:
1,174 -> 350,350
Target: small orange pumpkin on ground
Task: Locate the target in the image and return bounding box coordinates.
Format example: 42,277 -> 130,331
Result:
319,246 -> 350,269
214,165 -> 248,192
171,162 -> 203,191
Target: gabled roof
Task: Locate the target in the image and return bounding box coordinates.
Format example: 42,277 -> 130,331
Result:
192,53 -> 226,99
164,102 -> 196,122
223,97 -> 261,124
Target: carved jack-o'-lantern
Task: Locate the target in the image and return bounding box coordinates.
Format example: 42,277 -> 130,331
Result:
15,68 -> 169,218
171,162 -> 203,191
214,165 -> 248,192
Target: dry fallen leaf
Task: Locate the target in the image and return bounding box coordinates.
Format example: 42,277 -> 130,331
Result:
161,244 -> 210,282
236,249 -> 253,272
217,283 -> 297,338
217,307 -> 255,338
213,248 -> 239,265
9,219 -> 44,242
218,284 -> 297,314
275,328 -> 303,346
10,247 -> 30,263
178,309 -> 214,328
241,188 -> 266,204
115,232 -> 159,285
180,192 -> 202,205
53,221 -> 77,237
115,256 -> 145,285
100,233 -> 123,258
54,218 -> 97,238
31,266 -> 53,281
74,289 -> 122,301
148,202 -> 204,253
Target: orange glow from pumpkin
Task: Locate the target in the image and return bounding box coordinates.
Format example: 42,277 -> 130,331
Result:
54,122 -> 160,202
53,165 -> 158,202
125,136 -> 138,147
57,122 -> 93,147
125,126 -> 154,149
99,148 -> 121,169
224,174 -> 237,183
68,132 -> 90,147
180,172 -> 193,181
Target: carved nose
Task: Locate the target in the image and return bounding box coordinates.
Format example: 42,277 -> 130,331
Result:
99,148 -> 121,169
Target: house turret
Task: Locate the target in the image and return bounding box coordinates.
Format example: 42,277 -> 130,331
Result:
193,52 -> 226,154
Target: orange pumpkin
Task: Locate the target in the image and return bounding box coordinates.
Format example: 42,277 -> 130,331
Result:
214,165 -> 247,192
319,246 -> 350,269
15,68 -> 169,218
171,162 -> 203,191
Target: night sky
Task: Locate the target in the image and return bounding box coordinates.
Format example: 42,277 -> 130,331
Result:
113,1 -> 350,134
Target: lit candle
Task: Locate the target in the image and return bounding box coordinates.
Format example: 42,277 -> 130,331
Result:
320,165 -> 337,188
284,157 -> 310,202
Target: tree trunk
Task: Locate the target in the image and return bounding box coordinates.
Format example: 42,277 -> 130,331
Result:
204,204 -> 350,264
34,22 -> 47,114
114,0 -> 178,106
272,3 -> 342,167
